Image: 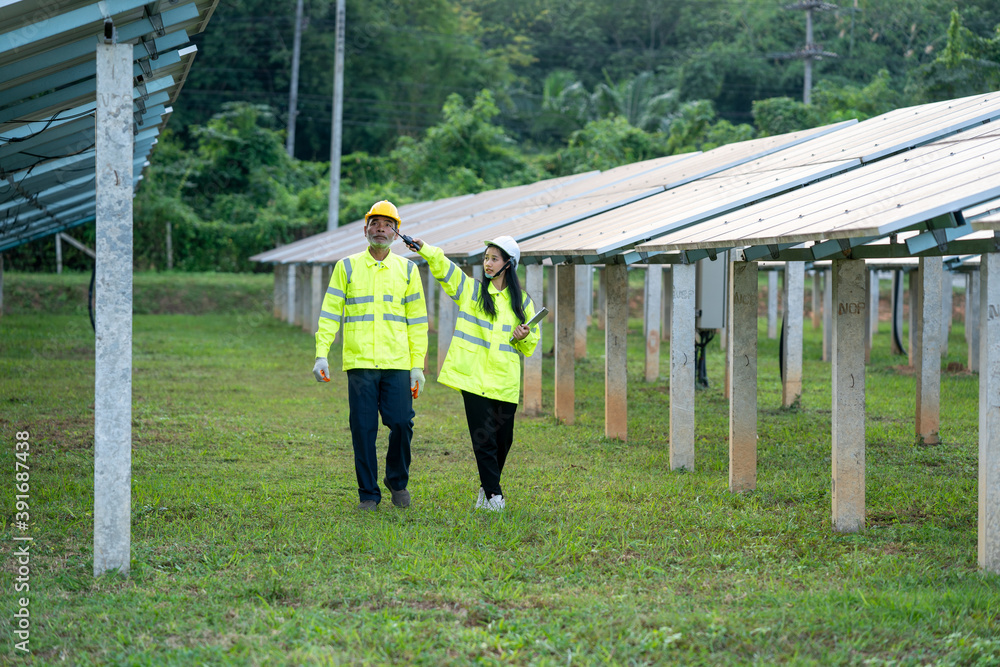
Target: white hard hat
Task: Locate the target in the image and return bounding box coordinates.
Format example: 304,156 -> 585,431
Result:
484,235 -> 520,266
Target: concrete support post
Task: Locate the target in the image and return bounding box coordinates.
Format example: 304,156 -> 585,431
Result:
831,259 -> 867,533
729,261 -> 758,493
310,265 -> 323,335
605,264 -> 629,440
969,271 -> 981,373
286,263 -> 296,326
870,270 -> 880,340
437,289 -> 456,376
661,267 -> 672,341
670,263 -> 696,470
823,269 -> 833,362
556,265 -> 576,424
587,267 -> 594,319
597,267 -> 606,330
864,271 -> 872,364
978,253 -> 1000,573
782,262 -> 804,407
297,264 -> 310,329
326,264 -> 341,346
421,265 -> 435,331
909,271 -> 918,366
274,265 -> 285,320
574,265 -> 589,358
524,264 -> 544,416
767,271 -> 779,339
0,254 -> 4,318
941,270 -> 952,356
915,257 -> 943,445
966,274 -> 973,344
644,265 -> 662,382
547,266 -> 556,322
811,269 -> 821,330
93,41 -> 133,576
56,233 -> 63,273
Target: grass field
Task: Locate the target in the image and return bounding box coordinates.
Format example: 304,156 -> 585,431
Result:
1,271 -> 999,665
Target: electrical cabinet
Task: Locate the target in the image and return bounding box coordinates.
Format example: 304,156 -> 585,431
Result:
695,251 -> 728,330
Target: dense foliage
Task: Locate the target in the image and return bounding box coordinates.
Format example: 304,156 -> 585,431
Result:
6,2 -> 1000,272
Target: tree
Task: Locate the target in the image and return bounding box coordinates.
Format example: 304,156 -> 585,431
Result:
752,97 -> 819,137
811,69 -> 904,122
909,9 -> 1000,102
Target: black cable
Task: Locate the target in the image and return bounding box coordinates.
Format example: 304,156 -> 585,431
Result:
778,310 -> 786,382
695,329 -> 715,388
0,107 -> 95,134
88,261 -> 96,332
891,270 -> 905,355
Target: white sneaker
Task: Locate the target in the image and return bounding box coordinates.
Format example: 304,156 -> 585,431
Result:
484,494 -> 505,512
475,487 -> 485,509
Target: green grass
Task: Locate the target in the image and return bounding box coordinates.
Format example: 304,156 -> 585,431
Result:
1,272 -> 998,665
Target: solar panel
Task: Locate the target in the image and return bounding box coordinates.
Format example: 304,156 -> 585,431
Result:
0,0 -> 217,252
636,119 -> 1000,261
518,92 -> 1000,262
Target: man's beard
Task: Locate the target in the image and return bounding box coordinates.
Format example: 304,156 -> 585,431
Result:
367,232 -> 391,250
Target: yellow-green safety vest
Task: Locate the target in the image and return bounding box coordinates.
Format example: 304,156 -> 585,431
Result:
315,249 -> 428,371
419,243 -> 539,404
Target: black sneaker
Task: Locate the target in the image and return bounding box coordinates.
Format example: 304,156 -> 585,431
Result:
383,478 -> 411,508
358,500 -> 378,511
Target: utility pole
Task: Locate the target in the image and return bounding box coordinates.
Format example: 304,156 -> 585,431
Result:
286,0 -> 305,157
327,0 -> 345,231
771,1 -> 838,104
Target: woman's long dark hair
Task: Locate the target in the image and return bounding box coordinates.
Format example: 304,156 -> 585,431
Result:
478,246 -> 527,324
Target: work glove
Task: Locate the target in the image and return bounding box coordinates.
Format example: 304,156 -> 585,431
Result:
410,368 -> 425,398
313,357 -> 330,383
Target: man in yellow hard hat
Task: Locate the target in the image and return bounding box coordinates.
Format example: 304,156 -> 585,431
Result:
312,200 -> 428,511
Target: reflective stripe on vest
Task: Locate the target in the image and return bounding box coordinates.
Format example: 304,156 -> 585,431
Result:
454,330 -> 488,348
459,310 -> 493,330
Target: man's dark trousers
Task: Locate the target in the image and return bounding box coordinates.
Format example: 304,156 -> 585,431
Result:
347,368 -> 413,503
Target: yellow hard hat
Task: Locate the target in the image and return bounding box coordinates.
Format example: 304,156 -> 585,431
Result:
364,200 -> 401,227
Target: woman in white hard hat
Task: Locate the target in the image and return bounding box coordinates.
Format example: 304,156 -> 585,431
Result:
409,234 -> 540,511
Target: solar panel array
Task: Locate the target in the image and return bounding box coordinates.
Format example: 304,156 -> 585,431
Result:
520,93 -> 1000,263
251,122 -> 847,266
0,0 -> 218,252
253,93 -> 1000,269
